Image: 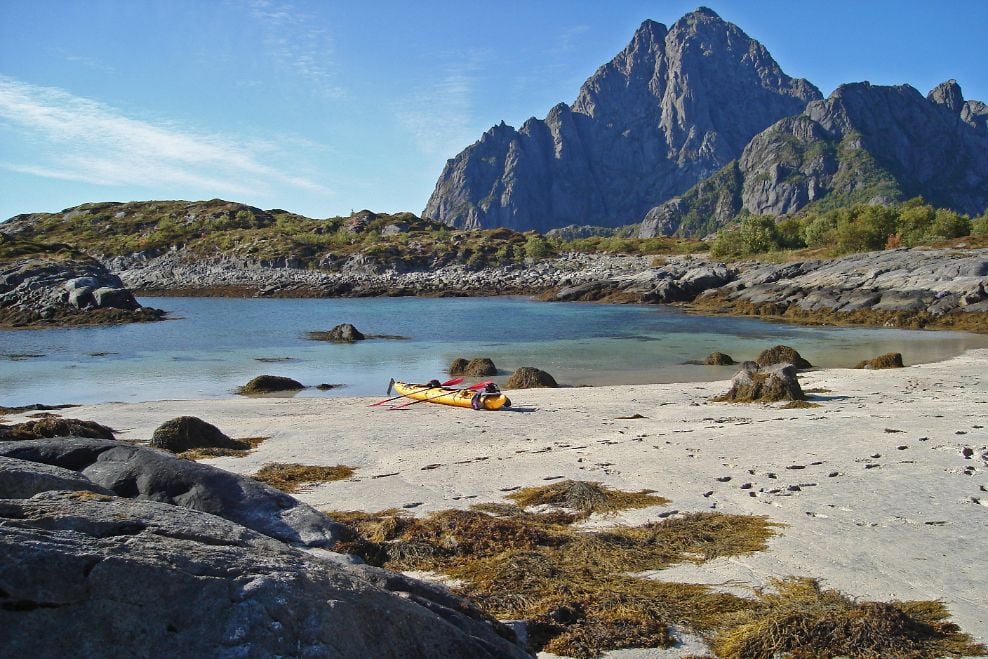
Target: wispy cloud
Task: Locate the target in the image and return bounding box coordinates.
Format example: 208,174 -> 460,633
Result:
244,0 -> 343,98
0,75 -> 330,197
396,51 -> 492,158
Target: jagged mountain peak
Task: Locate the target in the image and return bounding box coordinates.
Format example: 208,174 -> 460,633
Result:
424,9 -> 820,231
928,79 -> 965,113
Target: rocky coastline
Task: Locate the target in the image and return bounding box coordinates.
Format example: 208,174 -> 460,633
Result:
115,246 -> 988,332
3,246 -> 987,333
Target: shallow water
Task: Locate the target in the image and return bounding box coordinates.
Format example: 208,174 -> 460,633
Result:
2,296 -> 987,406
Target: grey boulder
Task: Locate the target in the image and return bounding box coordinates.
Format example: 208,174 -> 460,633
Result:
0,491 -> 528,659
0,438 -> 345,548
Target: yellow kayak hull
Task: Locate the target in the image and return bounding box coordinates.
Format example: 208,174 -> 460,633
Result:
392,381 -> 511,410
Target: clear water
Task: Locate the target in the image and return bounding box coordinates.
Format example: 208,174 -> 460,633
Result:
2,296 -> 987,406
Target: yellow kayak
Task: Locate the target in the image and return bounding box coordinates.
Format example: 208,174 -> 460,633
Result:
392,380 -> 511,410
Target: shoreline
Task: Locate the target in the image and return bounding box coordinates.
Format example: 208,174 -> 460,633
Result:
7,348 -> 986,653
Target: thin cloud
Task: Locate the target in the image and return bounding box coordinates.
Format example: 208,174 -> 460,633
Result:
244,0 -> 343,98
396,51 -> 492,158
0,75 -> 330,197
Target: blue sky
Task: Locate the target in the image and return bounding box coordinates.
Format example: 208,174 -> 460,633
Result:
1,0 -> 986,221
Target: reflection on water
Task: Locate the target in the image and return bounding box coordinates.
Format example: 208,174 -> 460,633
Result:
2,296 -> 987,406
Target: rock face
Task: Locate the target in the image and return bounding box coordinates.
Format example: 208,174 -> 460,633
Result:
641,80 -> 988,236
424,8 -> 820,232
149,416 -> 240,453
715,362 -> 805,402
506,367 -> 558,389
0,466 -> 528,657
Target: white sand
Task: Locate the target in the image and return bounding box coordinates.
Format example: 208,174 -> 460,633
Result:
16,348 -> 988,654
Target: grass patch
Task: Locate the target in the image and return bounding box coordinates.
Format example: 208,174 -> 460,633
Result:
711,577 -> 986,659
780,400 -> 822,409
253,462 -> 355,493
178,436 -> 267,461
505,480 -> 670,518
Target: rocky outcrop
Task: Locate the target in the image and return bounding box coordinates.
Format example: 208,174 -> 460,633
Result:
0,251 -> 162,327
693,248 -> 988,327
424,8 -> 819,232
321,323 -> 366,342
149,416 -> 240,453
540,257 -> 735,304
641,80 -> 988,236
0,449 -> 528,658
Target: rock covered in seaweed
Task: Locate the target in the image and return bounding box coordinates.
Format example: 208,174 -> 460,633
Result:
704,352 -> 736,365
715,362 -> 805,403
756,345 -> 812,369
450,357 -> 498,376
149,416 -> 240,453
238,375 -> 305,394
506,367 -> 558,389
0,417 -> 115,441
855,352 -> 904,369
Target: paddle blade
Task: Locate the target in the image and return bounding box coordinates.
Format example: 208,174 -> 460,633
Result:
467,381 -> 493,390
442,377 -> 465,386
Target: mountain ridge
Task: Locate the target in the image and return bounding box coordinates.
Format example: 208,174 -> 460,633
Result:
639,79 -> 988,237
425,8 -> 987,236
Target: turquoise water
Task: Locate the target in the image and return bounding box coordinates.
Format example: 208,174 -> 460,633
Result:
3,296 -> 987,406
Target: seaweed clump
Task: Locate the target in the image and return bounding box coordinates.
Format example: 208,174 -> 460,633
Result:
178,436 -> 268,461
711,577 -> 986,659
506,479 -> 669,519
252,462 -> 355,493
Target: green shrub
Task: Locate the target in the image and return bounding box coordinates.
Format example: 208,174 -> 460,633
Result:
524,234 -> 551,259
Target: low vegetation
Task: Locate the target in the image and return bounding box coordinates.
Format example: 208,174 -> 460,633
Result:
326,480 -> 985,657
252,462 -> 355,493
5,197 -> 984,273
710,197 -> 988,260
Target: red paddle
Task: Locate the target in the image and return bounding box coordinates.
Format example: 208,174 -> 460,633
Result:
369,377 -> 464,407
388,381 -> 493,410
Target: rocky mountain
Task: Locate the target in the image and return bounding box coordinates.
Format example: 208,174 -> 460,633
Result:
423,7 -> 821,232
639,79 -> 988,237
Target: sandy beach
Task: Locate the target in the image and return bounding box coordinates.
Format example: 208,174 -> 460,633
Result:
14,348 -> 987,654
